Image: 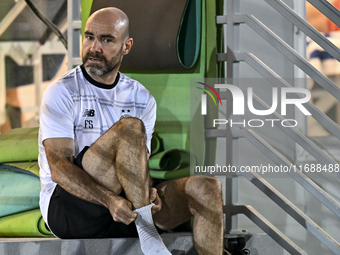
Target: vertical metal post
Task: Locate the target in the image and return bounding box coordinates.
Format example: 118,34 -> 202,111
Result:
226,0 -> 240,79
293,0 -> 308,162
67,0 -> 82,70
34,48 -> 42,114
224,0 -> 240,233
0,49 -> 5,131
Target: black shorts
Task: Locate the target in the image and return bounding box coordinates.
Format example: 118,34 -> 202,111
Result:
47,146 -> 148,239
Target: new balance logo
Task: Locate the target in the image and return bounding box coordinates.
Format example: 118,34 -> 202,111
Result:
83,109 -> 95,117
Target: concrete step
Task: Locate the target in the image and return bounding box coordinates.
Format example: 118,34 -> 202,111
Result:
1,233 -> 194,255
0,232 -> 284,255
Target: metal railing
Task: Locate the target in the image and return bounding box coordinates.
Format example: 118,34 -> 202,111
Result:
214,0 -> 340,254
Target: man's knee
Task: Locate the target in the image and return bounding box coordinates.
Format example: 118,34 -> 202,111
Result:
118,117 -> 146,136
187,176 -> 222,200
182,176 -> 223,218
105,117 -> 146,140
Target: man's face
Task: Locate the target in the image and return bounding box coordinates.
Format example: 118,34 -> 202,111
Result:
82,40 -> 124,77
82,15 -> 127,78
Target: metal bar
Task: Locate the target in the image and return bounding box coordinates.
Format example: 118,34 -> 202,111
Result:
0,0 -> 26,37
266,0 -> 340,62
229,52 -> 340,140
73,20 -> 82,29
20,106 -> 40,113
34,49 -> 42,114
307,0 -> 340,29
243,171 -> 340,254
71,57 -> 82,66
231,205 -> 307,255
67,0 -> 73,70
233,128 -> 340,218
0,51 -> 5,129
224,0 -> 241,234
205,129 -> 227,138
234,14 -> 340,102
216,15 -> 227,25
67,0 -> 81,70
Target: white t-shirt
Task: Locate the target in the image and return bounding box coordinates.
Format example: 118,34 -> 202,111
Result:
38,65 -> 156,226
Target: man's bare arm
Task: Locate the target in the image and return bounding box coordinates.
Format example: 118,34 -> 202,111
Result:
44,138 -> 136,224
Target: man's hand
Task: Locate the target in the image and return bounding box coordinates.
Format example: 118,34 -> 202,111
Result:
149,187 -> 162,214
107,195 -> 137,225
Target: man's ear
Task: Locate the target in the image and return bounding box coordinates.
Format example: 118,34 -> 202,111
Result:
123,38 -> 133,55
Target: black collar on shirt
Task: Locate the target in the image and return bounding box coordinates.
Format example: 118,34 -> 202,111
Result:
80,65 -> 120,89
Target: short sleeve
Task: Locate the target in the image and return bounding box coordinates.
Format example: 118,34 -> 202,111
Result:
39,82 -> 75,143
141,95 -> 156,153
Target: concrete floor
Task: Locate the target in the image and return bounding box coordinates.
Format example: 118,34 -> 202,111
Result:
0,233 -> 198,255
0,232 -> 285,255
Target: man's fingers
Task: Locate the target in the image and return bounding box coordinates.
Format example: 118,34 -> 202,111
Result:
151,195 -> 162,214
124,200 -> 137,219
113,208 -> 136,224
125,210 -> 137,220
110,197 -> 137,225
149,187 -> 157,202
113,215 -> 134,225
120,201 -> 137,222
120,213 -> 136,225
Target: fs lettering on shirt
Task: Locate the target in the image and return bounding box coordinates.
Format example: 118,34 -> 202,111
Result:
83,109 -> 95,129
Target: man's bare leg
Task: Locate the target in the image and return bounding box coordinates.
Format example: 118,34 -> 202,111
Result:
81,117 -> 149,208
154,176 -> 224,255
81,117 -> 171,255
78,118 -> 223,254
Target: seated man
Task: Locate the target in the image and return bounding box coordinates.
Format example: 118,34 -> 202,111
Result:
38,7 -> 224,255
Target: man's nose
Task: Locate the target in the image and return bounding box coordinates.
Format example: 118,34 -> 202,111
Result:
90,39 -> 102,52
